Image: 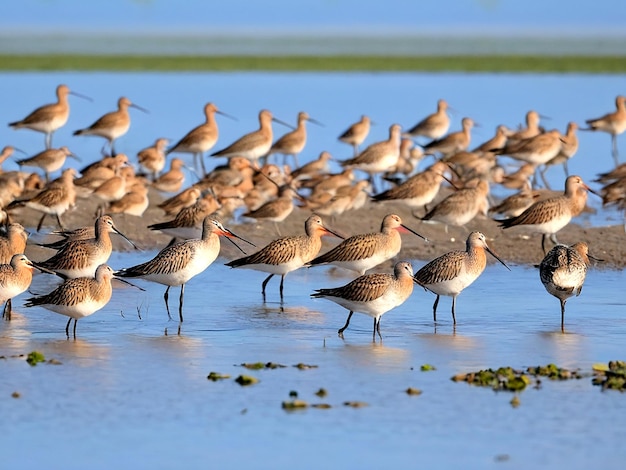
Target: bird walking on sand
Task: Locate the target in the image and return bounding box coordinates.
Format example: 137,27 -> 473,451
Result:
167,102 -> 234,176
267,111 -> 322,167
7,167 -> 77,231
405,99 -> 450,141
311,261 -> 415,340
308,213 -> 426,275
9,84 -> 91,149
583,95 -> 626,167
15,146 -> 79,183
413,231 -> 510,324
338,115 -> 371,157
0,254 -> 49,321
341,123 -> 401,192
419,179 -> 490,232
422,117 -> 474,158
225,215 -> 342,303
372,160 -> 451,215
117,217 -> 253,322
539,242 -> 593,332
24,264 -> 115,337
211,109 -> 292,165
73,96 -> 147,155
36,215 -> 137,279
137,138 -> 169,181
497,175 -> 598,254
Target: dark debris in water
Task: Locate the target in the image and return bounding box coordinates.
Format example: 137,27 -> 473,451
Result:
592,360 -> 626,392
207,372 -> 231,381
240,362 -> 287,370
452,367 -> 532,392
406,387 -> 422,396
235,375 -> 259,386
452,364 -> 584,393
420,364 -> 436,372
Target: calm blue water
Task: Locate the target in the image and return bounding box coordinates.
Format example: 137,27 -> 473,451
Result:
1,72 -> 626,469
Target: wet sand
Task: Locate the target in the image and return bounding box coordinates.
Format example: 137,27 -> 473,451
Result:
13,188 -> 625,270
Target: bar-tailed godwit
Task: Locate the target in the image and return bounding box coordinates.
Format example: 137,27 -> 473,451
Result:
225,215 -> 342,303
422,117 -> 474,157
413,231 -> 510,324
36,215 -> 136,279
291,151 -> 333,181
15,146 -> 79,183
211,109 -> 291,165
242,186 -> 302,235
24,264 -> 115,337
167,103 -> 234,176
308,213 -> 426,275
73,96 -> 147,155
338,115 -> 371,156
311,260 -> 415,340
267,111 -> 322,167
0,223 -> 29,264
7,167 -> 77,231
1,254 -> 39,321
9,84 -> 91,149
137,138 -> 169,181
497,175 -> 598,253
340,123 -> 401,191
116,217 -> 252,322
151,158 -> 186,193
372,160 -> 450,215
539,242 -> 592,332
419,179 -> 490,232
584,95 -> 626,166
405,99 -> 450,140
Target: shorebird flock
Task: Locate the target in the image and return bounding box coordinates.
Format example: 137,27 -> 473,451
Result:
1,84 -> 624,338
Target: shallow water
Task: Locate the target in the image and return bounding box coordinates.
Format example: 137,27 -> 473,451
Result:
2,249 -> 626,469
1,72 -> 626,468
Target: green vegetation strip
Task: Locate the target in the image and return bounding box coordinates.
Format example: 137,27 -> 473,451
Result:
1,55 -> 625,73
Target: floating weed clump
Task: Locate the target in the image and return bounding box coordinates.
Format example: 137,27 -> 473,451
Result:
451,367 -> 532,392
207,372 -> 231,381
344,401 -> 368,408
315,388 -> 328,398
26,351 -> 46,366
294,363 -> 318,370
240,362 -> 287,370
235,375 -> 259,386
420,364 -> 436,372
406,387 -> 422,396
282,399 -> 309,411
592,361 -> 626,392
526,363 -> 584,380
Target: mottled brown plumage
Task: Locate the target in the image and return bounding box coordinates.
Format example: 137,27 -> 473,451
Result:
24,264 -> 114,337
226,215 -> 341,302
312,261 -> 415,340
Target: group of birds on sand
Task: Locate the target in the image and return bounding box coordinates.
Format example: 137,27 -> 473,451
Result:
0,84 -> 622,339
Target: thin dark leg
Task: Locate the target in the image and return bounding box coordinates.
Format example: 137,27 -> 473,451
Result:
563,161 -> 569,177
73,319 -> 77,338
37,213 -> 47,232
279,275 -> 285,303
55,213 -> 64,231
451,296 -> 457,325
540,166 -> 551,190
375,317 -> 382,341
164,286 -> 172,320
541,234 -> 548,254
2,299 -> 11,320
612,134 -> 619,167
65,317 -> 72,337
111,139 -> 117,157
432,295 -> 440,322
372,317 -> 377,341
261,274 -> 274,302
560,299 -> 566,333
179,284 -> 185,323
45,132 -> 52,150
338,311 -> 353,336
